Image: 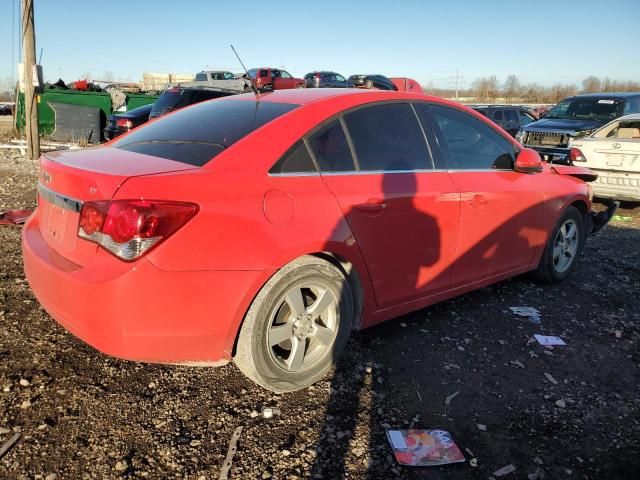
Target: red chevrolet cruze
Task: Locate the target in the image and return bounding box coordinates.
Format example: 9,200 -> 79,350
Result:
22,89 -> 615,392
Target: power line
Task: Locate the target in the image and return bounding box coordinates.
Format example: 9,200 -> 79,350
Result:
448,68 -> 466,101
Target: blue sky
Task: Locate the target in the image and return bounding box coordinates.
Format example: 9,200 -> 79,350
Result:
1,0 -> 639,89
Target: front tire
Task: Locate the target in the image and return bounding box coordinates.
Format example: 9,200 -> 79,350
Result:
535,206 -> 586,283
234,256 -> 353,392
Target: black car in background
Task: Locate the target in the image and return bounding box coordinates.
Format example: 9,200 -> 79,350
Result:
103,103 -> 153,141
303,71 -> 349,88
471,105 -> 537,137
149,86 -> 237,120
348,74 -> 398,91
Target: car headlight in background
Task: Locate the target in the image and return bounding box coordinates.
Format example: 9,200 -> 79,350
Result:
515,128 -> 525,143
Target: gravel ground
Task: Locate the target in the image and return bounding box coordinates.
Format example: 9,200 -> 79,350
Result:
1,148 -> 639,480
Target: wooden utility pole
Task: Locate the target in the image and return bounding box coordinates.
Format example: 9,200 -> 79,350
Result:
22,0 -> 39,160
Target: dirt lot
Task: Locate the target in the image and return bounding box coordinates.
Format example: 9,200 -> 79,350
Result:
1,149 -> 639,480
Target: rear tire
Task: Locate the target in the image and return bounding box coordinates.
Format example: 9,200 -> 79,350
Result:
234,256 -> 353,392
535,206 -> 586,283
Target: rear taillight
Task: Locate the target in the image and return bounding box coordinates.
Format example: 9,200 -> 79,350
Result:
570,147 -> 586,163
116,118 -> 133,129
78,200 -> 198,261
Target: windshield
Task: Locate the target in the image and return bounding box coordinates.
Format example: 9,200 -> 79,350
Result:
113,99 -> 299,166
544,97 -> 623,122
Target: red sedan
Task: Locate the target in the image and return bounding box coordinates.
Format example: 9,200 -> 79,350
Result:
22,89 -> 615,392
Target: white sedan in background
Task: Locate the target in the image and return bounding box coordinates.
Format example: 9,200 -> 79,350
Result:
570,113 -> 640,202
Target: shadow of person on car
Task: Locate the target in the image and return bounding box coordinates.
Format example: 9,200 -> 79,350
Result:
310,168 -> 442,479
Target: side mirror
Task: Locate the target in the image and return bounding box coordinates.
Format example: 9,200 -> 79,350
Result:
515,148 -> 543,173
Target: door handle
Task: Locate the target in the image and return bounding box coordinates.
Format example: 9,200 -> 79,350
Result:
355,199 -> 387,213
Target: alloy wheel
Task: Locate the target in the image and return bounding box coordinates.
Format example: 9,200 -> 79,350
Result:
267,282 -> 338,372
552,219 -> 579,273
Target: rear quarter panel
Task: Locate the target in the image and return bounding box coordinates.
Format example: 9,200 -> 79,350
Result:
538,168 -> 592,244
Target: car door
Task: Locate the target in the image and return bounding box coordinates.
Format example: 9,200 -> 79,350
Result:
308,103 -> 460,308
421,103 -> 546,287
277,70 -> 297,89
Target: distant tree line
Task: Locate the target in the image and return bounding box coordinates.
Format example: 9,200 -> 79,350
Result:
425,75 -> 640,104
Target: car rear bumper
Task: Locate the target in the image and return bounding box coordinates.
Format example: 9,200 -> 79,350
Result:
22,212 -> 270,365
591,169 -> 640,202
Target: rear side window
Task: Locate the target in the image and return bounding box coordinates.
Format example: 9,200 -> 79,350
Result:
343,103 -> 431,171
269,141 -> 317,174
195,73 -> 207,81
428,104 -> 516,170
260,70 -> 269,77
505,110 -> 519,122
493,110 -> 503,121
308,120 -> 355,172
113,100 -> 299,166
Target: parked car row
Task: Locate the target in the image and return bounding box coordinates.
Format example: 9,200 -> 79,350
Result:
516,92 -> 640,164
104,68 -> 422,141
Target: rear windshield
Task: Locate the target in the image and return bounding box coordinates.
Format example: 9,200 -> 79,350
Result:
545,97 -> 623,122
149,88 -> 234,117
194,73 -> 208,81
113,99 -> 299,166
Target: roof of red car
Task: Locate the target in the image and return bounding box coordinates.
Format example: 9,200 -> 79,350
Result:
233,88 -> 446,107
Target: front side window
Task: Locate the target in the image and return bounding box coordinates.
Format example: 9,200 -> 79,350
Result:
343,103 -> 431,171
336,74 -> 346,82
280,71 -> 292,79
519,111 -> 535,125
428,104 -> 516,170
623,98 -> 640,115
260,70 -> 269,78
308,120 -> 355,172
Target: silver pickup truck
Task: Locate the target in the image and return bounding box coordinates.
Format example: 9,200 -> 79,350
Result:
181,70 -> 252,93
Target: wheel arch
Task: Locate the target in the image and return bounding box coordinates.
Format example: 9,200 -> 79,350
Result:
229,250 -> 368,357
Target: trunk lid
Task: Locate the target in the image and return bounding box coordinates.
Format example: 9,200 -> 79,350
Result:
37,147 -> 198,266
577,139 -> 640,172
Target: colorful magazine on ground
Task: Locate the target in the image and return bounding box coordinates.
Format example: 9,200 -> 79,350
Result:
386,429 -> 465,466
